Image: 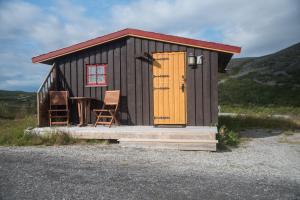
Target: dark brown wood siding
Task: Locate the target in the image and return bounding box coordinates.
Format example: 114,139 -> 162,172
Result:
55,36 -> 219,126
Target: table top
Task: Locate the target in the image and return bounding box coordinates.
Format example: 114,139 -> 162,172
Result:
70,97 -> 96,100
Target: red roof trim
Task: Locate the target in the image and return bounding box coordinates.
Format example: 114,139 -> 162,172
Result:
32,28 -> 241,63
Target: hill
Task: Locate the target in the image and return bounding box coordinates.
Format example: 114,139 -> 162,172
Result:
0,90 -> 36,119
219,42 -> 300,116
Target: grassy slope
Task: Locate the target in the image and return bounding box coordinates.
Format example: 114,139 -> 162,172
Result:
219,42 -> 300,116
0,90 -> 36,119
0,91 -> 38,145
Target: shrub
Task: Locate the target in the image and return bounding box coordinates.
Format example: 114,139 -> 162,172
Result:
217,125 -> 240,149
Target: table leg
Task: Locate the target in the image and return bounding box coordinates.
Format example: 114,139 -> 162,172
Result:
77,101 -> 84,127
83,100 -> 87,126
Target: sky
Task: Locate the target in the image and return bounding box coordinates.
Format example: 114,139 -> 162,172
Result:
0,0 -> 299,92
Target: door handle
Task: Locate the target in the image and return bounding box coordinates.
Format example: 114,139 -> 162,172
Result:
181,83 -> 185,92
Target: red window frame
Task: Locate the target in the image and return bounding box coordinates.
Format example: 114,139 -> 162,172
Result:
86,64 -> 107,87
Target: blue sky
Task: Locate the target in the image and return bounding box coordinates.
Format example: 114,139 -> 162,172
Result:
0,0 -> 299,92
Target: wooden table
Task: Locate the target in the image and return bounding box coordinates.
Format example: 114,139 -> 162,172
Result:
70,97 -> 95,126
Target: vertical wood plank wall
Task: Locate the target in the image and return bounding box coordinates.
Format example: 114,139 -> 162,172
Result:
56,37 -> 219,126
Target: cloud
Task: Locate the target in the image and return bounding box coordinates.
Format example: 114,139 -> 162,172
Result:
0,0 -> 107,92
0,51 -> 47,91
0,0 -> 106,51
110,0 -> 300,57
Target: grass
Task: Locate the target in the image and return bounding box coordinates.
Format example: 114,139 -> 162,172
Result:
219,43 -> 300,117
219,78 -> 300,117
0,115 -> 113,146
216,115 -> 300,149
219,78 -> 300,108
218,115 -> 300,132
0,116 -> 76,146
219,105 -> 300,117
0,90 -> 36,119
278,136 -> 300,145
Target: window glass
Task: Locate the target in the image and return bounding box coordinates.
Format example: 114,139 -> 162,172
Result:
97,65 -> 104,74
97,75 -> 105,83
88,75 -> 97,83
89,66 -> 96,74
86,64 -> 107,86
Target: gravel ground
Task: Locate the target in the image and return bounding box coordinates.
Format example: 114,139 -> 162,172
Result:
0,130 -> 299,200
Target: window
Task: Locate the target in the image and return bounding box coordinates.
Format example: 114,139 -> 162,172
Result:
86,64 -> 107,86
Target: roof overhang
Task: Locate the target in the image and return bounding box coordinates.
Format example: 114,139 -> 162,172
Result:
32,28 -> 241,64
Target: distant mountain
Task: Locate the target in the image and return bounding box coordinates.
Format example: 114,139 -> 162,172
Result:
219,42 -> 300,115
225,42 -> 300,87
0,90 -> 36,119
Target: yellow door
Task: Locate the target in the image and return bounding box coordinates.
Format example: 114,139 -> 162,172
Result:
153,52 -> 186,125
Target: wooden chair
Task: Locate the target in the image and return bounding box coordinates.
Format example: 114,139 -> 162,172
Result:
48,91 -> 69,126
93,90 -> 120,127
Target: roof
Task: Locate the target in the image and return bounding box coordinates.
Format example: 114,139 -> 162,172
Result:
32,28 -> 241,64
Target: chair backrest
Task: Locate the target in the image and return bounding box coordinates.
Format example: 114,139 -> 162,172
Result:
104,90 -> 120,106
49,91 -> 69,106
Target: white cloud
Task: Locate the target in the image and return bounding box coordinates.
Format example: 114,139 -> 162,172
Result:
0,0 -> 107,91
0,0 -> 106,51
110,0 -> 300,57
0,0 -> 40,40
0,51 -> 48,91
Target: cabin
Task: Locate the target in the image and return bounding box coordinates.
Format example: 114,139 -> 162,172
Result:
32,28 -> 241,151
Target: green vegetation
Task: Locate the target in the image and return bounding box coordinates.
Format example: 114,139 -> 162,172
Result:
0,90 -> 36,119
216,115 -> 300,149
216,125 -> 239,149
219,42 -> 300,117
217,43 -> 300,149
219,115 -> 300,132
219,78 -> 300,116
0,116 -> 74,146
0,116 -> 113,146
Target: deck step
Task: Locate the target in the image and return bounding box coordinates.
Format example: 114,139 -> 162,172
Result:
69,132 -> 215,140
119,138 -> 217,151
119,138 -> 217,143
122,132 -> 216,140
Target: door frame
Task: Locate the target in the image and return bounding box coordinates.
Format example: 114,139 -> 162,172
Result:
151,51 -> 187,126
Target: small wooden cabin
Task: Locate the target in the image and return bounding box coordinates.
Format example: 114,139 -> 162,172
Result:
33,28 -> 241,127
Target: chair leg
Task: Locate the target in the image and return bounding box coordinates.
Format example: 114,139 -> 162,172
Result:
94,111 -> 102,127
67,111 -> 69,126
114,112 -> 119,125
49,112 -> 51,127
94,113 -> 98,127
109,110 -> 117,127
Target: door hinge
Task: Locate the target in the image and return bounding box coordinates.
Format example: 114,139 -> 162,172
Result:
154,58 -> 169,61
153,75 -> 169,78
154,116 -> 170,119
153,87 -> 169,90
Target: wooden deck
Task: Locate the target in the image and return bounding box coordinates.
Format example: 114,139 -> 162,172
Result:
32,126 -> 218,151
